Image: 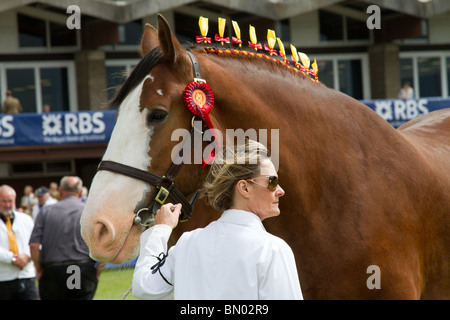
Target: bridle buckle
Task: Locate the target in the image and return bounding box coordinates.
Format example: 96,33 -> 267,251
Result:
155,186 -> 170,205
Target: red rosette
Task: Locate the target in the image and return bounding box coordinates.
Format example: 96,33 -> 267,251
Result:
183,81 -> 218,166
183,81 -> 214,120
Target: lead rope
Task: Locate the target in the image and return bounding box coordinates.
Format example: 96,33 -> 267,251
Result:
122,285 -> 133,300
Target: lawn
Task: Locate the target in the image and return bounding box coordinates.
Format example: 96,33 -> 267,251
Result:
94,267 -> 138,300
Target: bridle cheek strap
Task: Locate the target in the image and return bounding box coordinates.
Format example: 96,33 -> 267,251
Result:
97,126 -> 200,227
96,49 -> 210,228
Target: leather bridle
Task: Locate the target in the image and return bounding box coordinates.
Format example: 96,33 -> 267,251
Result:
97,50 -> 207,227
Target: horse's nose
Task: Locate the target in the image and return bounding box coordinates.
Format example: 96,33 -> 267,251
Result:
83,218 -> 118,261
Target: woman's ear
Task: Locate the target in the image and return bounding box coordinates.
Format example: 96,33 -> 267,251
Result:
235,180 -> 251,199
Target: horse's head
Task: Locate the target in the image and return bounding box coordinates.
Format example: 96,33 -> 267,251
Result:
81,15 -> 209,263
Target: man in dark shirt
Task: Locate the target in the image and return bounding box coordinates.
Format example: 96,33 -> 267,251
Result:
29,176 -> 106,299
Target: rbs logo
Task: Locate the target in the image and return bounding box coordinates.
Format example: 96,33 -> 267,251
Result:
42,112 -> 105,136
0,115 -> 14,137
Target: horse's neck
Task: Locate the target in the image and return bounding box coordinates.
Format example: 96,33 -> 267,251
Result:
203,53 -> 381,136
202,52 -> 400,174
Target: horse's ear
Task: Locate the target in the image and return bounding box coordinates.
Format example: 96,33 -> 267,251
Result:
157,14 -> 188,67
140,23 -> 159,57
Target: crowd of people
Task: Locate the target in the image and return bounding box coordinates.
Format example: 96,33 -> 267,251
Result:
18,183 -> 88,220
0,177 -> 105,300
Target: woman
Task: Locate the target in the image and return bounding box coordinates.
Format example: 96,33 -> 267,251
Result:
132,140 -> 303,299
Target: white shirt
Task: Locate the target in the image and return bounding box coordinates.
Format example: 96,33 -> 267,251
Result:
0,211 -> 36,281
133,209 -> 303,300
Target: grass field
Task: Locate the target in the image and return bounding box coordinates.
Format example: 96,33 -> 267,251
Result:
94,267 -> 138,300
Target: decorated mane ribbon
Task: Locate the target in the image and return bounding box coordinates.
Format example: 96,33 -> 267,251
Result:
196,16 -> 211,44
231,20 -> 242,47
311,59 -> 319,81
214,17 -> 229,45
248,25 -> 262,51
277,37 -> 288,64
264,29 -> 277,55
290,44 -> 309,75
196,16 -> 319,82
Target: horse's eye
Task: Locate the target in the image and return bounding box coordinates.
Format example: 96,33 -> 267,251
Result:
147,109 -> 168,124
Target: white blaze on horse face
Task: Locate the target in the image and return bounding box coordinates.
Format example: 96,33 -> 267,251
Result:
81,78 -> 153,261
157,89 -> 163,96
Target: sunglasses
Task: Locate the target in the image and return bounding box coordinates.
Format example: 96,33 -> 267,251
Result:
246,175 -> 279,191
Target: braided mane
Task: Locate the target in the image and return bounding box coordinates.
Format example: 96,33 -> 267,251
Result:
201,47 -> 320,84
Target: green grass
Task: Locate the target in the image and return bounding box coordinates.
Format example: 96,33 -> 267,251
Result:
94,267 -> 138,300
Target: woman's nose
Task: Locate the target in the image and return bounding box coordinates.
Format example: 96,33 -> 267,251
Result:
276,185 -> 285,197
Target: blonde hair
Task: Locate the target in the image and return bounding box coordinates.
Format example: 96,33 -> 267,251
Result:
202,139 -> 271,211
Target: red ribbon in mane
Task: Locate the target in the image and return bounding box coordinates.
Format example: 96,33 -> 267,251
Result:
214,34 -> 230,44
196,36 -> 211,44
264,44 -> 278,56
248,41 -> 262,50
232,37 -> 242,45
279,52 -> 289,64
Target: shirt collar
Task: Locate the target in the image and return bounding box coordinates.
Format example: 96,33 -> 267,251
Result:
0,211 -> 15,224
218,209 -> 266,232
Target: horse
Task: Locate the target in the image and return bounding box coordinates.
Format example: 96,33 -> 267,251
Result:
80,14 -> 450,299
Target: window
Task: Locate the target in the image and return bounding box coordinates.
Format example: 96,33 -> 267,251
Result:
399,53 -> 450,98
315,55 -> 369,100
2,62 -> 75,112
50,22 -> 77,47
317,60 -> 334,90
40,68 -> 70,111
319,10 -> 370,44
106,66 -> 127,101
320,11 -> 343,42
418,57 -> 441,97
17,13 -> 78,49
400,58 -> 414,93
105,60 -> 138,100
6,68 -> 36,113
118,20 -> 143,45
339,59 -> 363,99
347,17 -> 369,40
18,14 -> 47,47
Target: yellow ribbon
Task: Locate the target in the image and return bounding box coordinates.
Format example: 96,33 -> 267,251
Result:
199,16 -> 209,37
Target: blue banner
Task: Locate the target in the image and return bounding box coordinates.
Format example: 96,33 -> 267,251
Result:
0,110 -> 116,147
1,98 -> 450,147
362,97 -> 450,128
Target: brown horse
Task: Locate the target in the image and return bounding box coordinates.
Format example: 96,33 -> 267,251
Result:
80,15 -> 450,299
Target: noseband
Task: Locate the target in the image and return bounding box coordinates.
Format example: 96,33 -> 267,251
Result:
97,50 -> 209,227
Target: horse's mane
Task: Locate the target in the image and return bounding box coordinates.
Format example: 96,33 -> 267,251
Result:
107,47 -> 163,109
107,44 -> 321,109
199,46 -> 320,85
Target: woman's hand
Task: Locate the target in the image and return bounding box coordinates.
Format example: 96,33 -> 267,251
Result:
154,203 -> 182,229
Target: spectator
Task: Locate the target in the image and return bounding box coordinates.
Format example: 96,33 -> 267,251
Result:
398,81 -> 414,100
42,104 -> 51,113
29,176 -> 106,300
80,186 -> 89,203
2,90 -> 23,114
0,185 -> 39,300
31,186 -> 57,221
20,185 -> 36,216
49,182 -> 60,201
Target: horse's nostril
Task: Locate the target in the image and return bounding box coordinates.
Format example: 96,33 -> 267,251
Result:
99,223 -> 108,238
93,220 -> 116,251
